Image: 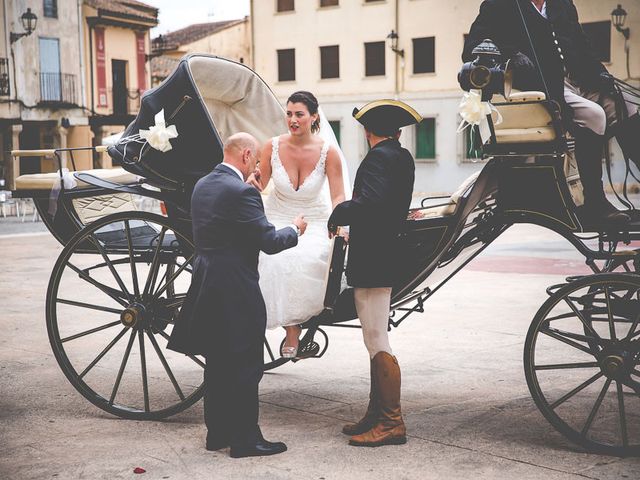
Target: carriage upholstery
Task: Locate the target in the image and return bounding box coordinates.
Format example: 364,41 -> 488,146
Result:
489,91 -> 557,144
410,171 -> 481,219
14,168 -> 138,190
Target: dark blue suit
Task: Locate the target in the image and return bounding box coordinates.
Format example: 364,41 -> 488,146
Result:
168,163 -> 297,446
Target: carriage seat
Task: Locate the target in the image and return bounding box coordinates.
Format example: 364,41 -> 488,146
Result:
488,91 -> 558,144
410,171 -> 480,220
14,168 -> 138,190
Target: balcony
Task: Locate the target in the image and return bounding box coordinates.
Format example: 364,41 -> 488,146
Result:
0,58 -> 9,96
39,72 -> 78,106
109,88 -> 142,116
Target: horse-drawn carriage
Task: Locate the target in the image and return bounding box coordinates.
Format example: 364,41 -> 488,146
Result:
10,54 -> 640,456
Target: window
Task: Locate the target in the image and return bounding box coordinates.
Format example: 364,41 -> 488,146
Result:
415,118 -> 436,160
329,120 -> 341,146
581,21 -> 611,63
277,49 -> 295,81
320,45 -> 339,79
413,37 -> 435,74
43,0 -> 58,18
277,0 -> 294,12
320,0 -> 339,6
365,41 -> 385,77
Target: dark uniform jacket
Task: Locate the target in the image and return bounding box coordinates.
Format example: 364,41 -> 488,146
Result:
328,138 -> 414,288
463,0 -> 606,108
168,163 -> 298,356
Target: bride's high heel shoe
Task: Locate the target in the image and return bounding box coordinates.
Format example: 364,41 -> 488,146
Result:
281,345 -> 298,358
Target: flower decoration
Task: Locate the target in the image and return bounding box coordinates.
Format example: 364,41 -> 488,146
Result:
139,109 -> 178,153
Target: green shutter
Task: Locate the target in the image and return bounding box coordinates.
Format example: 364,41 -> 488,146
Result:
416,118 -> 435,159
465,126 -> 482,159
329,120 -> 341,146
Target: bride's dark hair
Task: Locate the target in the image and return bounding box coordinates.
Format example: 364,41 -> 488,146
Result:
287,90 -> 320,133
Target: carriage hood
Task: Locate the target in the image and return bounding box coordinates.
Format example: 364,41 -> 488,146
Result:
108,54 -> 287,189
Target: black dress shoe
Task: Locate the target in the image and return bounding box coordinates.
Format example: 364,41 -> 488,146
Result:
580,201 -> 631,228
230,438 -> 287,458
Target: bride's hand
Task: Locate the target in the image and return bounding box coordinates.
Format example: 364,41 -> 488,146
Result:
246,168 -> 263,191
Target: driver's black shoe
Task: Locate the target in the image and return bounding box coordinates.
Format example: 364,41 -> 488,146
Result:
580,200 -> 631,227
230,438 -> 287,458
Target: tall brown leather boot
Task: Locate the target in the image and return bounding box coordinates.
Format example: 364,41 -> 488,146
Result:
342,359 -> 378,435
349,351 -> 407,447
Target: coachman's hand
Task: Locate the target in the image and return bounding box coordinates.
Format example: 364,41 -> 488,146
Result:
511,52 -> 535,70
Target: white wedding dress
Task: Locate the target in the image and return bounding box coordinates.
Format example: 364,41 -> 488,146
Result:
259,136 -> 333,329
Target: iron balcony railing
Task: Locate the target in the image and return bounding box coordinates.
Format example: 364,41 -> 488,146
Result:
39,72 -> 78,105
108,88 -> 142,115
0,58 -> 9,96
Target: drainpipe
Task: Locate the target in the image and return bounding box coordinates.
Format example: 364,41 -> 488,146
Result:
76,0 -> 87,111
89,23 -> 94,114
249,0 -> 255,69
393,0 -> 401,98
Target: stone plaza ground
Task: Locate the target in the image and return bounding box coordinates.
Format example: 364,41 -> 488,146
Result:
1,217 -> 639,479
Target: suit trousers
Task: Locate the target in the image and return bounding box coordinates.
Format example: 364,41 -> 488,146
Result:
354,287 -> 393,358
564,77 -> 639,136
204,325 -> 264,446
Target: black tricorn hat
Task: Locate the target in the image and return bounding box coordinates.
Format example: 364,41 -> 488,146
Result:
352,100 -> 423,136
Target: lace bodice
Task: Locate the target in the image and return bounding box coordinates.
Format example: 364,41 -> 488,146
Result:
264,136 -> 331,221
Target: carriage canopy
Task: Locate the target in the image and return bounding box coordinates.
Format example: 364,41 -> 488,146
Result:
108,55 -> 287,188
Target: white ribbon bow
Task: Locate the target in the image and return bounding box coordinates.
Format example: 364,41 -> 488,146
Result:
456,89 -> 502,133
139,109 -> 178,152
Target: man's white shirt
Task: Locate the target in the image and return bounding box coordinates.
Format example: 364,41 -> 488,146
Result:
222,162 -> 244,181
532,1 -> 548,19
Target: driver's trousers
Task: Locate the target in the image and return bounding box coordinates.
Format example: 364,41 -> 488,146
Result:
354,287 -> 393,358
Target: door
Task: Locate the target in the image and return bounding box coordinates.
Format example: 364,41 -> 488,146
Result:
112,60 -> 128,115
39,38 -> 61,102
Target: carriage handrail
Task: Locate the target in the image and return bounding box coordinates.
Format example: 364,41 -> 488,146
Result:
11,145 -> 108,157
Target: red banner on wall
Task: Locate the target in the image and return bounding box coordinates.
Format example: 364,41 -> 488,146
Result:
95,27 -> 108,107
135,32 -> 147,92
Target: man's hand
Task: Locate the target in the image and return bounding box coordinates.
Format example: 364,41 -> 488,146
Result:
246,168 -> 263,191
599,72 -> 615,94
511,52 -> 535,70
293,214 -> 307,236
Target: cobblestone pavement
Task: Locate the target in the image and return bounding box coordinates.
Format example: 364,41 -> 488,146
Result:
1,221 -> 640,479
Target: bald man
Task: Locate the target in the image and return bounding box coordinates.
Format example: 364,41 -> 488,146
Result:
169,133 -> 307,458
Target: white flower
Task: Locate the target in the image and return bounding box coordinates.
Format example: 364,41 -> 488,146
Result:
139,109 -> 179,153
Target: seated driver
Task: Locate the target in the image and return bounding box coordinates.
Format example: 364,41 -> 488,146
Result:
463,0 -> 639,225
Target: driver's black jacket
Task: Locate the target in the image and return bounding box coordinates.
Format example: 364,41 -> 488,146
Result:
463,0 -> 606,107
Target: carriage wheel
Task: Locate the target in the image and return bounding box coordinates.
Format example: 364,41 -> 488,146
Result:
524,273 -> 640,455
46,212 -> 204,420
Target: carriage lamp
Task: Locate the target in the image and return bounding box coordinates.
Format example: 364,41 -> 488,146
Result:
387,30 -> 405,58
10,8 -> 38,43
611,4 -> 630,40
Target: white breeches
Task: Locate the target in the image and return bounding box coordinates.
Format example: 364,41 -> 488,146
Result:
564,78 -> 639,136
354,287 -> 393,358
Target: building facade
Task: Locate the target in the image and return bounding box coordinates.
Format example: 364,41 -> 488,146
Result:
251,0 -> 640,194
1,0 -> 91,188
151,18 -> 251,86
82,0 -> 158,168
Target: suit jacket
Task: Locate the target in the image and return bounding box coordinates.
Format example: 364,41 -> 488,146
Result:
463,0 -> 606,107
168,163 -> 298,356
328,138 -> 414,288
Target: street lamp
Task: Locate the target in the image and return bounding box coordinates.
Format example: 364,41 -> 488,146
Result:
611,4 -> 630,40
10,8 -> 38,43
386,30 -> 404,58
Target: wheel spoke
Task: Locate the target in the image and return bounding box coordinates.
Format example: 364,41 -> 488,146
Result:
264,338 -> 276,362
540,327 -> 597,355
154,255 -> 194,299
79,327 -> 129,379
604,287 -> 617,340
581,378 -> 612,436
616,381 -> 629,448
146,331 -> 185,401
624,312 -> 640,342
61,320 -> 122,343
67,262 -> 128,307
549,372 -> 604,410
563,297 -> 602,342
57,298 -> 122,315
124,221 -> 140,298
143,227 -> 167,297
157,330 -> 205,368
139,331 -> 150,412
88,234 -> 132,301
109,329 -> 136,404
535,361 -> 599,371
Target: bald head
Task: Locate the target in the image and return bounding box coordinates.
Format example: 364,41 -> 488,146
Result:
223,132 -> 260,180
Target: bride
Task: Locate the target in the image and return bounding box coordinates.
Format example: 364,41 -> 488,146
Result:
248,91 -> 349,358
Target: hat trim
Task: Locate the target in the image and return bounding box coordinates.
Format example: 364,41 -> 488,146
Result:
353,99 -> 423,124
